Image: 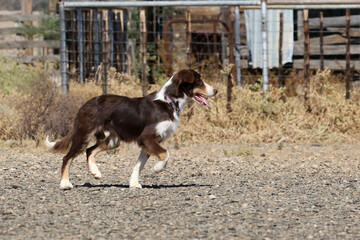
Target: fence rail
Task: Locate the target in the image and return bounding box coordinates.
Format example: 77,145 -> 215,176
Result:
0,12 -> 59,59
0,13 -> 46,21
0,40 -> 59,49
10,54 -> 59,63
63,1 -> 262,7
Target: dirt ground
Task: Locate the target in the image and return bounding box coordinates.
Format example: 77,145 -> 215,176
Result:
1,142 -> 360,239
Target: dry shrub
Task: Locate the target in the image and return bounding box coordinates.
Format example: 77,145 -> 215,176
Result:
15,75 -> 56,141
0,74 -> 101,145
40,80 -> 102,141
0,56 -> 42,142
0,56 -> 40,95
0,96 -> 19,140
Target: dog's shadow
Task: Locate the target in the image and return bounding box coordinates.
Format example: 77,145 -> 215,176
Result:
76,182 -> 211,189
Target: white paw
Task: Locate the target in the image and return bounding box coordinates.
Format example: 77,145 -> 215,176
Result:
59,179 -> 73,190
91,170 -> 102,179
89,164 -> 101,179
129,182 -> 142,189
153,161 -> 167,173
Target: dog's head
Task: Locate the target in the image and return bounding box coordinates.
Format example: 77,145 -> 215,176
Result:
169,69 -> 218,107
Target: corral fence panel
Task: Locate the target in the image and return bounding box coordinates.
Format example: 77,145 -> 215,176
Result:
59,1 -> 360,98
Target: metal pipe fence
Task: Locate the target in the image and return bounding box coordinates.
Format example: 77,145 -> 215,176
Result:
59,1 -> 360,97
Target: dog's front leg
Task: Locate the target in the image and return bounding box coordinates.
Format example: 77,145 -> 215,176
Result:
139,135 -> 170,174
153,151 -> 169,173
129,149 -> 149,189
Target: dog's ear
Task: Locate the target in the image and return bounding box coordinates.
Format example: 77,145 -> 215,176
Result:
176,69 -> 195,84
173,69 -> 198,85
166,69 -> 200,97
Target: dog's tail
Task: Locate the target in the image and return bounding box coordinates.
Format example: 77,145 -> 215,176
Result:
45,132 -> 73,153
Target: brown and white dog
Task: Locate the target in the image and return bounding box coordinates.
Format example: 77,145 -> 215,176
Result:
45,69 -> 218,190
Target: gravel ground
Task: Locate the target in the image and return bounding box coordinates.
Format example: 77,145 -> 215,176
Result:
1,143 -> 360,239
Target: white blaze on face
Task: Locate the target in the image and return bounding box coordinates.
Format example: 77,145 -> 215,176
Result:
204,81 -> 216,96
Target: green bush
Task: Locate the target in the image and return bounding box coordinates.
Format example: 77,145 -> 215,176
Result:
0,56 -> 40,95
16,14 -> 59,40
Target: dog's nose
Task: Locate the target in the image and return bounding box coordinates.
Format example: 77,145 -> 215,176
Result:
213,88 -> 218,95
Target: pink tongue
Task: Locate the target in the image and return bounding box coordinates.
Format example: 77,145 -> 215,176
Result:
194,95 -> 210,107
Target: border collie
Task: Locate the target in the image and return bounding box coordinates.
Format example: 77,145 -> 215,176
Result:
45,69 -> 218,189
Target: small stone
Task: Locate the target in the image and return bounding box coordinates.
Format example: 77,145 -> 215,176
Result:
209,195 -> 216,199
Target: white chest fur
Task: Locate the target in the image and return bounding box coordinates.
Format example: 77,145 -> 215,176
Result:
155,120 -> 179,140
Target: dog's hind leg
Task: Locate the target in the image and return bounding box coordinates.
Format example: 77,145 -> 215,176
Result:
129,149 -> 150,189
60,154 -> 75,190
86,131 -> 120,180
60,131 -> 94,190
86,143 -> 104,179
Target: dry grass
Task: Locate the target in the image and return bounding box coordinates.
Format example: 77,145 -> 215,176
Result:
1,61 -> 360,148
175,73 -> 360,144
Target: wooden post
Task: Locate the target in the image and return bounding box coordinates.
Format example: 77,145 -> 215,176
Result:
77,9 -> 84,83
102,10 -> 109,94
22,0 -> 33,56
22,0 -> 32,25
85,9 -> 92,77
319,12 -> 324,71
122,10 -> 127,73
69,11 -> 77,75
229,6 -> 235,65
297,10 -> 304,42
48,0 -> 59,55
345,9 -> 351,100
220,7 -> 230,68
303,10 -> 310,82
227,7 -> 235,113
93,9 -> 100,81
185,10 -> 192,68
108,10 -> 114,68
123,10 -> 129,74
140,7 -> 148,96
49,0 -> 58,14
303,9 -> 311,112
114,11 -> 122,72
226,70 -> 233,113
278,12 -> 284,88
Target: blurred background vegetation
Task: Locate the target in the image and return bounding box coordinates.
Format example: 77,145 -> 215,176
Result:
0,0 -> 48,11
1,56 -> 360,149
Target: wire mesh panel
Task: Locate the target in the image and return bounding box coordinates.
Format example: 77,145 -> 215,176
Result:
60,2 -> 360,96
62,5 -> 237,86
64,8 -> 129,82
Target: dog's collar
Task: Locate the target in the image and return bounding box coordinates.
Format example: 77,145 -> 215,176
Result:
165,94 -> 180,115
